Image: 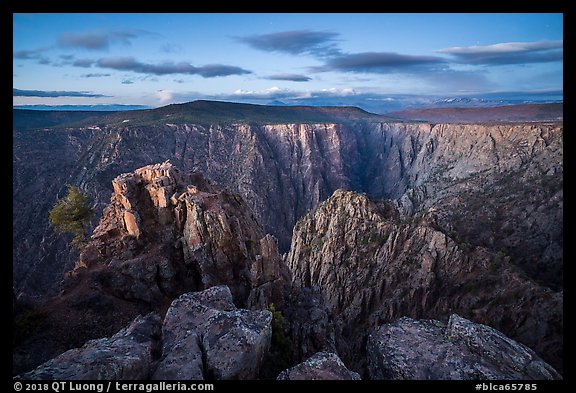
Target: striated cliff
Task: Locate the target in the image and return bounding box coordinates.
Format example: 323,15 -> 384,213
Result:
13,114 -> 563,297
286,190 -> 562,374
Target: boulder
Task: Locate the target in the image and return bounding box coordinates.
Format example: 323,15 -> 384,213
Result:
367,314 -> 561,380
16,313 -> 161,380
277,352 -> 360,380
153,285 -> 272,380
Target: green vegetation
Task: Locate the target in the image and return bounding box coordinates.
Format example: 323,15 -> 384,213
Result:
48,185 -> 93,250
245,239 -> 254,253
265,303 -> 293,376
491,249 -> 507,272
459,242 -> 472,252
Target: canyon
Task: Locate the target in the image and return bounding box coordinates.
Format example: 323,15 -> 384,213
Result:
13,101 -> 563,379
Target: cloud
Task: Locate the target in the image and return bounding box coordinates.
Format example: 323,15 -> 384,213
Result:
96,56 -> 251,77
73,58 -> 95,68
218,86 -> 363,101
237,30 -> 340,56
122,79 -> 134,84
13,88 -> 109,98
265,73 -> 312,82
230,86 -> 297,100
13,47 -> 51,64
315,52 -> 446,74
13,48 -> 48,60
155,89 -> 174,104
437,40 -> 563,65
58,29 -> 154,50
81,73 -> 111,78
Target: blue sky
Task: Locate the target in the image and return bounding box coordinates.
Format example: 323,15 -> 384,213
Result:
13,13 -> 563,112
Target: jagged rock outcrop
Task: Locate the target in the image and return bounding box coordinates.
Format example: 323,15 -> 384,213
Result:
277,352 -> 360,380
153,285 -> 272,380
286,190 -> 562,374
73,161 -> 289,308
16,313 -> 161,380
14,115 -> 562,298
367,314 -> 561,380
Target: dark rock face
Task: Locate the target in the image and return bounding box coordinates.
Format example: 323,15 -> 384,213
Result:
286,190 -> 562,374
14,120 -> 562,298
74,161 -> 288,308
153,286 -> 272,380
16,313 -> 161,380
284,286 -> 335,363
367,314 -> 561,380
277,352 -> 360,380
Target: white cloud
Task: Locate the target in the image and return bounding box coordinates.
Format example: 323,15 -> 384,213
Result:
437,40 -> 562,54
155,89 -> 174,103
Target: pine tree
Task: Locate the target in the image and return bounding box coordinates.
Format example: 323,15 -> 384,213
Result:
48,185 -> 93,249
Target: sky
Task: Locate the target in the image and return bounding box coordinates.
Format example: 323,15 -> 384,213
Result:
13,13 -> 563,113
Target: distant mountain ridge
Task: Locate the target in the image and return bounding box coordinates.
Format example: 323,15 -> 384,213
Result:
13,100 -> 394,130
386,103 -> 563,123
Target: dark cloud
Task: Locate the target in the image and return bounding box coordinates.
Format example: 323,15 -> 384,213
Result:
266,73 -> 312,82
58,29 -> 154,50
81,73 -> 111,78
437,40 -> 563,65
196,64 -> 252,78
13,47 -> 50,60
13,88 -> 109,98
96,56 -> 251,78
121,79 -> 134,84
315,52 -> 446,74
73,59 -> 95,68
37,57 -> 51,65
238,30 -> 340,56
14,49 -> 43,60
59,54 -> 75,60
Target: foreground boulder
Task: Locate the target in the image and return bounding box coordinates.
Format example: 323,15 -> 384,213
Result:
367,314 -> 561,380
17,313 -> 161,380
152,285 -> 272,380
277,352 -> 360,380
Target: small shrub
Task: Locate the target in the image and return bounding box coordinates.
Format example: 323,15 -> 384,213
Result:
264,303 -> 293,377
